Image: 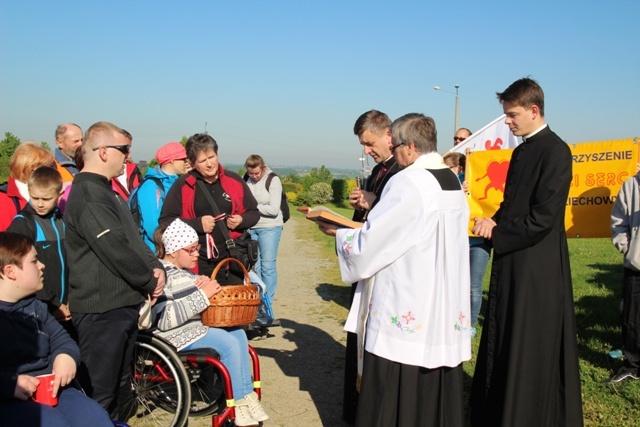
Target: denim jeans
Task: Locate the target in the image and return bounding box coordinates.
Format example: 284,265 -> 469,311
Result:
0,386 -> 113,427
250,226 -> 283,303
470,240 -> 491,327
184,327 -> 254,400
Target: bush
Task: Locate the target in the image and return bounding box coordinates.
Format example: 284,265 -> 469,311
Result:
283,182 -> 303,194
309,182 -> 333,205
286,191 -> 297,203
331,179 -> 348,204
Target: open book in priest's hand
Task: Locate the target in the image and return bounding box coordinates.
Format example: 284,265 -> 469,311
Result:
300,206 -> 363,229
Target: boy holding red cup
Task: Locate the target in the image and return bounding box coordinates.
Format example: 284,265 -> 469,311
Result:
0,232 -> 112,426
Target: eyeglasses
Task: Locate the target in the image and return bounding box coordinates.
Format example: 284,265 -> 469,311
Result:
390,143 -> 405,153
181,244 -> 201,256
92,145 -> 131,155
453,136 -> 466,142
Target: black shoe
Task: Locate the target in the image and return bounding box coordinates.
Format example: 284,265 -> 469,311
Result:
605,369 -> 640,384
246,326 -> 270,341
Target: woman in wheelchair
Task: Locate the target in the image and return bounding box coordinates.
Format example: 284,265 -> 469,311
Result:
152,219 -> 269,427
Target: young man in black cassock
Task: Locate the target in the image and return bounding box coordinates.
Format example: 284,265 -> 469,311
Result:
342,110 -> 399,424
469,78 -> 584,426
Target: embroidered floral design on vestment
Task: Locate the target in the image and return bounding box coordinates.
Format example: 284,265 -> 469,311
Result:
342,234 -> 354,256
391,311 -> 422,333
453,311 -> 471,333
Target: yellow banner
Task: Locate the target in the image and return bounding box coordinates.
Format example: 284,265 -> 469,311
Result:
465,138 -> 638,238
566,139 -> 637,237
465,149 -> 513,234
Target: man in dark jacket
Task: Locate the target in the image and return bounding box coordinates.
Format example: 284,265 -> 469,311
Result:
469,78 -> 583,426
64,121 -> 165,419
343,110 -> 400,424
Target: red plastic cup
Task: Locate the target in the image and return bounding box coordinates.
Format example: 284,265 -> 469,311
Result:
32,374 -> 57,406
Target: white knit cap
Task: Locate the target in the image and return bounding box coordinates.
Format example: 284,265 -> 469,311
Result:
162,219 -> 199,254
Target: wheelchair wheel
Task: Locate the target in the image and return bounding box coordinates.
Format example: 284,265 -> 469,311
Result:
127,334 -> 191,427
186,360 -> 224,416
179,348 -> 225,416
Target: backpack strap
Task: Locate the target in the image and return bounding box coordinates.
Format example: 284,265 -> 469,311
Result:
265,172 -> 275,191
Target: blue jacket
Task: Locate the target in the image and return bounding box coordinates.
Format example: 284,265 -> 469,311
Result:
0,296 -> 80,399
136,167 -> 179,251
54,148 -> 79,176
8,205 -> 68,309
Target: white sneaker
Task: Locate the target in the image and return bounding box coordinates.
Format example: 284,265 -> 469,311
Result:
234,401 -> 259,427
244,391 -> 270,422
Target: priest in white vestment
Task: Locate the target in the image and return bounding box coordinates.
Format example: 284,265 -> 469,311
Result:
319,113 -> 471,427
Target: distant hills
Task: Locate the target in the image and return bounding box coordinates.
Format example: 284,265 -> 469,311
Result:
223,164 -> 360,179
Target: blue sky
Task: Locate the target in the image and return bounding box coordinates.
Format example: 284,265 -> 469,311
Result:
1,0 -> 638,169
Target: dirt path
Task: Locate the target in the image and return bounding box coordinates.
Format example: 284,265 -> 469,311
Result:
191,216 -> 353,427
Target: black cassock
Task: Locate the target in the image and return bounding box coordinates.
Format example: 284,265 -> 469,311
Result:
469,126 -> 584,426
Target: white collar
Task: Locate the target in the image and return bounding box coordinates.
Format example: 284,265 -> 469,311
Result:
405,152 -> 447,170
523,123 -> 548,140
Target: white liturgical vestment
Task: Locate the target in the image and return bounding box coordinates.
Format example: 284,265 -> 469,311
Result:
338,153 -> 472,369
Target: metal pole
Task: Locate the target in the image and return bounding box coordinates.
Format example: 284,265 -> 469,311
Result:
454,84 -> 460,135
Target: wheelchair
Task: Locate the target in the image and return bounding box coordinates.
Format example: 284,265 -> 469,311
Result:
125,331 -> 262,427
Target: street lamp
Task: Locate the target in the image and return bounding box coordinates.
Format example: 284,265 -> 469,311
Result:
433,84 -> 460,135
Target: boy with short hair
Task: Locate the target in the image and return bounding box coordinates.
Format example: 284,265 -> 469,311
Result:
8,166 -> 70,324
0,232 -> 112,426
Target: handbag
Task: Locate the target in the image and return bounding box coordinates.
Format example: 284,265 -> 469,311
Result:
233,232 -> 259,269
138,295 -> 153,330
197,181 -> 258,270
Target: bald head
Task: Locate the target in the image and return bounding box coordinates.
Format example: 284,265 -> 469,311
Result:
454,128 -> 472,146
55,123 -> 83,158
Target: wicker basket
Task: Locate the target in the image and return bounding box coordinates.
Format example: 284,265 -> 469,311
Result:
201,258 -> 260,327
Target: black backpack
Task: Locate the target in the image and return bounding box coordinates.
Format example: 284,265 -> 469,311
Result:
128,176 -> 165,230
244,172 -> 290,223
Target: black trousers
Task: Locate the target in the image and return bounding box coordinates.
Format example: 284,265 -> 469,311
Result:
72,306 -> 139,419
343,282 -> 359,424
622,267 -> 640,372
356,351 -> 464,427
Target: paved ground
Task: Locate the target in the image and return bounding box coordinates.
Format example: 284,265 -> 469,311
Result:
191,216 -> 353,427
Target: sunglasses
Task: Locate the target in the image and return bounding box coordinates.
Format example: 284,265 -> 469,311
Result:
390,142 -> 405,153
92,145 -> 131,155
453,136 -> 466,142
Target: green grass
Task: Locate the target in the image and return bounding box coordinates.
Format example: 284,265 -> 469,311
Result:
295,205 -> 640,426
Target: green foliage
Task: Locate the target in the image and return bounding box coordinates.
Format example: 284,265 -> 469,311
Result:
308,182 -> 333,204
284,173 -> 300,183
283,181 -> 302,194
285,191 -> 297,203
301,165 -> 333,191
0,132 -> 21,159
0,132 -> 21,182
148,158 -> 158,168
41,141 -> 51,151
238,167 -> 246,177
331,179 -> 349,204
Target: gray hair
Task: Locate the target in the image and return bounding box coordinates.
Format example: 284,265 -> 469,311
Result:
390,113 -> 437,154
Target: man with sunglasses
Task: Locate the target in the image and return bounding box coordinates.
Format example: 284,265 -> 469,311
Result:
111,129 -> 143,202
64,122 -> 165,421
453,127 -> 472,146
